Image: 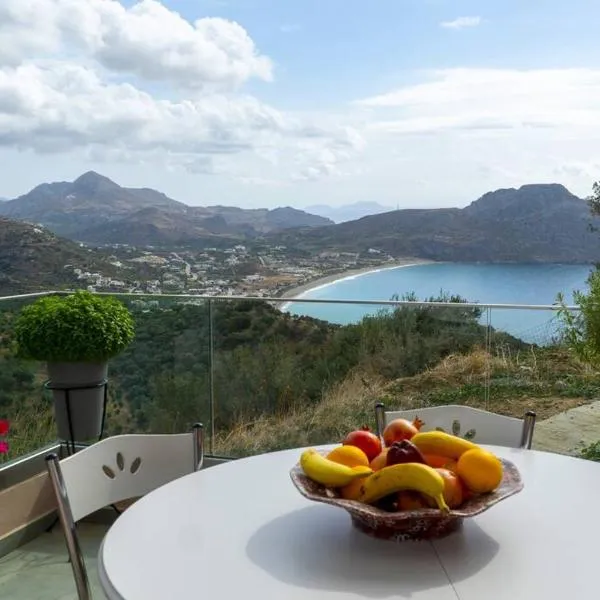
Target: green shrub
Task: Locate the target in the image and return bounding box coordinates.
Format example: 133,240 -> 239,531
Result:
14,291 -> 135,362
557,269 -> 600,365
579,440 -> 600,462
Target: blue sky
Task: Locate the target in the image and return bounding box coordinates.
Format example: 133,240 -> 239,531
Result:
1,0 -> 600,209
165,0 -> 600,107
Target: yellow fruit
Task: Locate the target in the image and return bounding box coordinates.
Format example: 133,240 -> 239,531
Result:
340,476 -> 369,500
456,449 -> 503,494
357,462 -> 449,512
411,431 -> 480,460
300,448 -> 373,488
369,448 -> 389,471
327,445 -> 370,468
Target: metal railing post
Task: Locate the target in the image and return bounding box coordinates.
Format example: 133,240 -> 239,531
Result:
484,306 -> 492,411
208,299 -> 215,455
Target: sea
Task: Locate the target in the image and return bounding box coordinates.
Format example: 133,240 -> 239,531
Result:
283,263 -> 594,344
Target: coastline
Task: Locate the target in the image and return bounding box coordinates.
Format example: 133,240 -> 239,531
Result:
278,257 -> 436,305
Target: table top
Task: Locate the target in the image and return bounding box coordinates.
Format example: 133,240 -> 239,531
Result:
98,444 -> 600,600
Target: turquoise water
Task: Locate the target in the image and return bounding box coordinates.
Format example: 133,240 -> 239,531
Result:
284,263 -> 594,343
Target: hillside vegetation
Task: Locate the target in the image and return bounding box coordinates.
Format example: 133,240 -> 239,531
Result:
0,218 -> 137,295
1,296 -> 598,461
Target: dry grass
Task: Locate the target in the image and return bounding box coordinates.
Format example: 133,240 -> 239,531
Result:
214,346 -> 600,457
1,393 -> 134,463
4,346 -> 598,462
1,398 -> 56,462
395,348 -> 497,392
383,345 -> 599,419
213,370 -> 387,457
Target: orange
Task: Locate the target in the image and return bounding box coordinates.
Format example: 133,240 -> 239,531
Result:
423,454 -> 458,472
397,491 -> 429,511
369,448 -> 389,471
456,449 -> 503,494
435,468 -> 464,508
340,476 -> 367,500
327,445 -> 370,468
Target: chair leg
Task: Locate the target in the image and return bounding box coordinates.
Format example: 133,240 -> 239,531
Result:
374,403 -> 386,440
192,422 -> 204,470
520,411 -> 537,449
45,453 -> 92,600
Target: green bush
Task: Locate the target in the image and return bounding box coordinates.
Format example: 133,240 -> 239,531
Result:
579,440 -> 600,462
557,269 -> 600,365
14,291 -> 135,362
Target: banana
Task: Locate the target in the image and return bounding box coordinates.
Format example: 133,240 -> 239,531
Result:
300,448 -> 373,487
357,463 -> 450,512
410,431 -> 479,460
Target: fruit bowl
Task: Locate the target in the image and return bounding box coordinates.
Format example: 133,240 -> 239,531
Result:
290,450 -> 524,542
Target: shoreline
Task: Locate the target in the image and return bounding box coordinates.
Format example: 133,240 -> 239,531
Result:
278,258 -> 436,306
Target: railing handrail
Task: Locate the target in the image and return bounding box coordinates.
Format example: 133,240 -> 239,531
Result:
0,290 -> 579,311
0,291 -> 60,301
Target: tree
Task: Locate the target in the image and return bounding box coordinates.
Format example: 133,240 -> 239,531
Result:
588,181 -> 600,219
557,182 -> 600,364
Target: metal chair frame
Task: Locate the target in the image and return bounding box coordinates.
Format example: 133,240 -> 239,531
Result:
45,423 -> 204,600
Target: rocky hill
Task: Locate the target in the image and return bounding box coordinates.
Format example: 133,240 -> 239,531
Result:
0,218 -> 137,295
0,172 -> 187,238
271,184 -> 600,263
0,172 -> 332,246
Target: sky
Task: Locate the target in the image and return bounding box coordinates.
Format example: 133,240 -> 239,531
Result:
2,0 -> 600,209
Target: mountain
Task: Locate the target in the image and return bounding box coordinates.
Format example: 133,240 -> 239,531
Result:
0,171 -> 187,238
75,204 -> 331,247
271,184 -> 600,263
305,201 -> 395,223
0,218 -> 133,295
0,172 -> 332,246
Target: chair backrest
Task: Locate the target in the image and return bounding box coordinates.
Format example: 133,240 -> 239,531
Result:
376,404 -> 535,449
46,425 -> 203,600
54,430 -> 202,522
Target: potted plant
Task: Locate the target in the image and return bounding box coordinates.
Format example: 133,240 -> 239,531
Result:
14,291 -> 135,443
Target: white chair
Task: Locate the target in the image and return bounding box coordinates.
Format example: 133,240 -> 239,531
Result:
374,403 -> 536,449
45,423 -> 204,600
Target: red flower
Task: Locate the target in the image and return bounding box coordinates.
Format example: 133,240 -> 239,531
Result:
0,419 -> 8,436
0,441 -> 8,454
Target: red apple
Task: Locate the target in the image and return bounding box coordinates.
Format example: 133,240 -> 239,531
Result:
342,426 -> 382,461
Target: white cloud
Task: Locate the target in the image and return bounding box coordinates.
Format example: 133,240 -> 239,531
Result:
0,0 -> 273,89
0,0 -> 363,182
355,68 -> 600,134
318,67 -> 600,209
238,176 -> 289,187
440,16 -> 482,30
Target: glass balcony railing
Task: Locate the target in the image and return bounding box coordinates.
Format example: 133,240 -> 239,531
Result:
0,291 -> 586,466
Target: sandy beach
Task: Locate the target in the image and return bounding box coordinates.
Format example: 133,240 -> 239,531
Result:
279,257 -> 436,301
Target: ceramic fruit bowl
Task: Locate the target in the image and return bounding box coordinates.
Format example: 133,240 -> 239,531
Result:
290,451 -> 523,542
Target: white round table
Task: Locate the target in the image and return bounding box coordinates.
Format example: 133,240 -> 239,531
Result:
98,444 -> 600,599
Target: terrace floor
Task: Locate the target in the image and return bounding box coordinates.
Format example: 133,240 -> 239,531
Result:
0,511 -> 117,600
0,518 -> 113,600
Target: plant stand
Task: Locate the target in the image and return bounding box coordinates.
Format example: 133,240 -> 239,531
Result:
44,379 -> 108,456
44,378 -> 111,535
